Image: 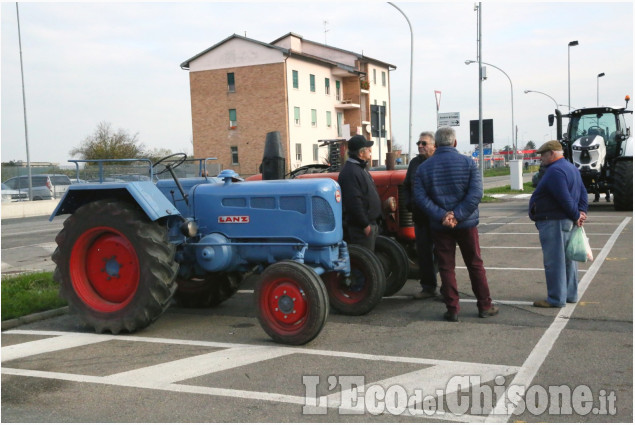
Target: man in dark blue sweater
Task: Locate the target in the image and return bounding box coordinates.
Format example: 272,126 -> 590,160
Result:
529,140 -> 588,308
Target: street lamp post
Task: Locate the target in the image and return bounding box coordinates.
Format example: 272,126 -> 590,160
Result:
466,59 -> 515,158
597,72 -> 605,106
568,40 -> 579,112
523,89 -> 559,110
388,2 -> 413,159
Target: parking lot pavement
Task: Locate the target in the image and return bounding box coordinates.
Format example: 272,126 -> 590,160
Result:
1,200 -> 632,422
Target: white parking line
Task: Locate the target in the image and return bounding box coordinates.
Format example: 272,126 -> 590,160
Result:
486,216 -> 631,422
2,330 -> 520,422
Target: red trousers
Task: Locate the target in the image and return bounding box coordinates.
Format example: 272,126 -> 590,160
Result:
432,227 -> 492,314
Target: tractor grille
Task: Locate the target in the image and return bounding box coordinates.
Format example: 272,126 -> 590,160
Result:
312,196 -> 335,232
397,184 -> 414,227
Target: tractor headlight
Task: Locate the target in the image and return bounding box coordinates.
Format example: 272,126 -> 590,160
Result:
180,219 -> 199,237
588,145 -> 599,150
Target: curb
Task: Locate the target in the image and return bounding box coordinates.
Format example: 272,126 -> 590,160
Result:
1,306 -> 69,331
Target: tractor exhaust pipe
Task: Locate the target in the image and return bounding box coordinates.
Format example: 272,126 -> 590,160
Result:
261,131 -> 286,180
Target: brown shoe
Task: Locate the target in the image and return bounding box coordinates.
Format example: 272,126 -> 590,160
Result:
413,290 -> 437,300
479,306 -> 499,318
533,300 -> 559,308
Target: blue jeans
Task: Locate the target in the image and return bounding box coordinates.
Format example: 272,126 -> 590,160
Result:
535,219 -> 579,306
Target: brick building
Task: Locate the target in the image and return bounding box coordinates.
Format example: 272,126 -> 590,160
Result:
180,33 -> 395,175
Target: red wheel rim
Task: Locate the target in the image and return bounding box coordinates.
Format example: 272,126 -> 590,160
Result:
259,278 -> 308,334
70,226 -> 140,312
323,260 -> 370,304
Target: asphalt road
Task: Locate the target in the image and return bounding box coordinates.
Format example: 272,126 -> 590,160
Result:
1,199 -> 632,422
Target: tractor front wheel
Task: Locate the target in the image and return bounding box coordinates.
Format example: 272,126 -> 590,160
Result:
52,200 -> 178,333
255,261 -> 328,345
613,159 -> 633,211
323,245 -> 386,315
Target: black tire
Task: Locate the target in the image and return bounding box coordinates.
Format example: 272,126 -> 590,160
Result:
175,272 -> 241,308
52,199 -> 178,334
613,159 -> 633,211
375,235 -> 410,296
255,261 -> 328,345
322,245 -> 386,315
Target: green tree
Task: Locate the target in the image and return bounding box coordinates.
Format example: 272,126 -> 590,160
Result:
524,140 -> 536,150
70,122 -> 145,159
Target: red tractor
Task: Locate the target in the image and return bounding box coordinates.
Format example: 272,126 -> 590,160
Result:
247,136 -> 418,297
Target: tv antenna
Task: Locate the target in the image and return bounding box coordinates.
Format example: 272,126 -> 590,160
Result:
323,20 -> 329,45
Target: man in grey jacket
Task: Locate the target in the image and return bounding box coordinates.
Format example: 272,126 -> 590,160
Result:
414,126 -> 498,322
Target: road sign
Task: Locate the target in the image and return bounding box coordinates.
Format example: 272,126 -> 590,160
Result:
438,112 -> 460,126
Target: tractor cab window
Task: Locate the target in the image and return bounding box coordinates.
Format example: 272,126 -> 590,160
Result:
570,113 -> 617,140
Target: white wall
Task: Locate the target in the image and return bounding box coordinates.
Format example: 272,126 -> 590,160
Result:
286,57 -> 341,168
189,38 -> 284,72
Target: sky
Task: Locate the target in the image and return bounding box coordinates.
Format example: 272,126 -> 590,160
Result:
1,1 -> 633,166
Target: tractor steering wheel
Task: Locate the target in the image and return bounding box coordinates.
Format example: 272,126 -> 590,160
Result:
152,153 -> 187,176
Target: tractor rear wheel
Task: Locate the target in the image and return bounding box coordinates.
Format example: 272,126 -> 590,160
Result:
613,159 -> 633,211
175,272 -> 241,308
255,261 -> 328,345
52,199 -> 178,333
375,235 -> 409,296
323,245 -> 386,315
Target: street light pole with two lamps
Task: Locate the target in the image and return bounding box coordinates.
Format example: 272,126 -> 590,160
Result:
465,59 -> 516,158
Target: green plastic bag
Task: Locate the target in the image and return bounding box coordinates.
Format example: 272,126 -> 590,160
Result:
566,226 -> 593,262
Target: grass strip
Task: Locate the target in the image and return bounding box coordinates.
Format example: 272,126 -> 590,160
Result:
1,272 -> 67,321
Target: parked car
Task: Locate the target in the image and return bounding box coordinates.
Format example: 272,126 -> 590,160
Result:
2,174 -> 72,200
1,183 -> 28,202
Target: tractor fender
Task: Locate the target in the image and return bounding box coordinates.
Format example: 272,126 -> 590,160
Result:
49,181 -> 181,222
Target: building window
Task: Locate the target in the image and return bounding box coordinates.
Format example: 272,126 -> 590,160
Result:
313,144 -> 319,162
335,80 -> 341,101
325,78 -> 330,95
294,107 -> 301,126
227,72 -> 235,92
310,74 -> 315,92
296,143 -> 302,161
373,69 -> 377,84
326,111 -> 332,127
292,70 -> 299,89
229,109 -> 237,128
231,146 -> 239,164
382,71 -> 386,87
311,109 -> 317,127
337,112 -> 344,137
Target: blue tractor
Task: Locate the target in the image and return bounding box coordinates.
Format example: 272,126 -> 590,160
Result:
50,154 -> 385,345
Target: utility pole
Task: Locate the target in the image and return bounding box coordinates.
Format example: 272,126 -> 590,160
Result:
476,2 -> 484,183
16,2 -> 33,200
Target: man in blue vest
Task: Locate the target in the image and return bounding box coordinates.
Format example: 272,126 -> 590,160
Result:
414,126 -> 498,322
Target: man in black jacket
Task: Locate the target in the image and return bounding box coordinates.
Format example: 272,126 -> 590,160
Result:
403,131 -> 438,299
338,135 -> 382,251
